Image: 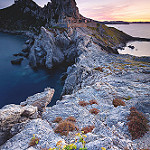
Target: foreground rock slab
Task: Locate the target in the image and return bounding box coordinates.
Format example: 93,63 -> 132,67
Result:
0,105 -> 37,146
0,119 -> 64,150
20,87 -> 55,114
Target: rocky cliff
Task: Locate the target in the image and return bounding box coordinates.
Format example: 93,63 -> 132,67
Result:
28,25 -> 133,69
0,0 -> 82,31
0,0 -> 150,149
0,46 -> 149,150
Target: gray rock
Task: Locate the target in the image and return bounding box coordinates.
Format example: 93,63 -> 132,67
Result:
20,87 -> 55,114
0,119 -> 65,150
0,105 -> 37,132
0,104 -> 37,146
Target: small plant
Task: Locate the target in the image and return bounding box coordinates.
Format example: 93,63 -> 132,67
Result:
76,131 -> 87,150
89,108 -> 100,115
29,134 -> 39,147
79,101 -> 89,107
53,117 -> 63,123
43,132 -> 106,150
54,121 -> 78,136
81,125 -> 95,134
65,116 -> 76,123
127,107 -> 149,140
94,67 -> 103,72
113,98 -> 126,107
89,100 -> 98,105
124,96 -> 132,100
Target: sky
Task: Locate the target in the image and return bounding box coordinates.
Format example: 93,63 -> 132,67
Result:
0,0 -> 150,22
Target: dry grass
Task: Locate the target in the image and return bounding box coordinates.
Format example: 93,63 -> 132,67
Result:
29,136 -> 39,147
81,125 -> 95,134
89,100 -> 98,105
113,98 -> 126,107
53,117 -> 63,123
94,67 -> 103,72
79,101 -> 89,107
89,108 -> 100,115
127,107 -> 149,140
54,121 -> 78,136
65,116 -> 76,123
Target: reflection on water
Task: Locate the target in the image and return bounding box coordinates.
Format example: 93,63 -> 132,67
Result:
118,41 -> 150,57
107,24 -> 150,57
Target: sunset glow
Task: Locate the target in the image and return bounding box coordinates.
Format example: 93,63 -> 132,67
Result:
76,0 -> 150,22
0,0 -> 150,22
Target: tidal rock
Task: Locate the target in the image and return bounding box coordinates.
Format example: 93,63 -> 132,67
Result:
11,58 -> 23,65
128,45 -> 135,49
13,52 -> 29,57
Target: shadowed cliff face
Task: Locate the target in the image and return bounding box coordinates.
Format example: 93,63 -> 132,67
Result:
0,0 -> 81,30
0,0 -> 44,30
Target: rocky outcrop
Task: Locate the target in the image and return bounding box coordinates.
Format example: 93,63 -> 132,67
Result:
0,0 -> 83,31
20,87 -> 55,114
0,104 -> 37,145
0,119 -> 65,150
1,48 -> 150,149
29,25 -> 132,69
0,87 -> 54,146
11,58 -> 23,65
0,0 -> 44,30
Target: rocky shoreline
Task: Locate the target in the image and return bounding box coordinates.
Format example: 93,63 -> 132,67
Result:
0,26 -> 150,149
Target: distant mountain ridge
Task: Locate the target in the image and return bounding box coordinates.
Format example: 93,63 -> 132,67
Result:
0,0 -> 83,30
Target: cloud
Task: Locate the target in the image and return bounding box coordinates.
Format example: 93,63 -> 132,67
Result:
80,3 -> 130,21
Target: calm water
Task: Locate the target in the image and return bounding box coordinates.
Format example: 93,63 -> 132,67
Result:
0,32 -> 66,108
107,24 -> 150,56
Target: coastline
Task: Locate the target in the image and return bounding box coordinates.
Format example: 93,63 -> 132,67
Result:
0,26 -> 150,149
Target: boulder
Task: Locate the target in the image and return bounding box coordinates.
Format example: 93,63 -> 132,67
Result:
20,87 -> 55,114
0,104 -> 37,146
0,104 -> 37,132
11,58 -> 23,65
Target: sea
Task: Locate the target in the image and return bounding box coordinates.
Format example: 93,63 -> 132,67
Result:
0,32 -> 66,108
107,23 -> 150,56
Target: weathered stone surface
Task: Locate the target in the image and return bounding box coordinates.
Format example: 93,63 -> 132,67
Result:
0,104 -> 37,146
1,43 -> 150,149
20,87 -> 55,113
0,119 -> 65,150
0,104 -> 37,132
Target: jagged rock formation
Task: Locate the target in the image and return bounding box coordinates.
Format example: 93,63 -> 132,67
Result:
0,0 -> 83,30
0,88 -> 54,146
0,0 -> 45,30
0,0 -> 150,149
0,50 -> 150,150
28,26 -> 132,69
